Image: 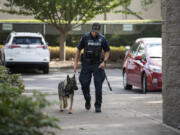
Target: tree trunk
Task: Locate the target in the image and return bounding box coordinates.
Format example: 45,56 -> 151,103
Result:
104,13 -> 107,20
59,33 -> 67,61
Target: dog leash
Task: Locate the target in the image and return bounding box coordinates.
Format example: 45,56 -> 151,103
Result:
103,69 -> 112,91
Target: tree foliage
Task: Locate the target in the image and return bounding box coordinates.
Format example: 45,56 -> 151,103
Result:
2,0 -> 130,29
0,0 -> 131,61
0,0 -> 154,60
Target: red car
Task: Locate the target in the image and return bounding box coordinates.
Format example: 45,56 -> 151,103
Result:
123,38 -> 162,93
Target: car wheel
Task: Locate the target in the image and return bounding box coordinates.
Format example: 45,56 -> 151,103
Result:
43,65 -> 49,74
142,73 -> 148,94
0,58 -> 3,65
123,70 -> 132,90
8,67 -> 14,73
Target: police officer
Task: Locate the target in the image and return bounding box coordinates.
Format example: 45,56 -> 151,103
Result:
74,23 -> 110,113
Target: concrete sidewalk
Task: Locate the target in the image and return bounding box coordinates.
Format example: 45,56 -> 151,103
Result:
44,93 -> 180,135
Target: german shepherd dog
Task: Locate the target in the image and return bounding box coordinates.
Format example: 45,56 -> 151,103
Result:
58,74 -> 78,114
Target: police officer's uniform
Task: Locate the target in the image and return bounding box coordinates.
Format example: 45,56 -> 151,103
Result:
77,30 -> 110,111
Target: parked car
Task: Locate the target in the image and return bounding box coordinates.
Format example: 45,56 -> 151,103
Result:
122,38 -> 162,93
1,32 -> 50,73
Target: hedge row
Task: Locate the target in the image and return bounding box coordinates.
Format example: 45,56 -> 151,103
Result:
49,46 -> 127,62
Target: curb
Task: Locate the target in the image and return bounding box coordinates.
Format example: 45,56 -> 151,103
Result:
161,124 -> 180,134
49,65 -> 122,70
22,92 -> 58,95
50,66 -> 74,70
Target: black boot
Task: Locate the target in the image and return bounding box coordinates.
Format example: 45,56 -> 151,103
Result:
85,101 -> 91,110
95,107 -> 101,113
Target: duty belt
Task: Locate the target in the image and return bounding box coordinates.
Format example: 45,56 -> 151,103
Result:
83,59 -> 100,65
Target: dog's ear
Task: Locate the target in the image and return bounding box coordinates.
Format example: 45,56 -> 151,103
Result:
67,75 -> 70,82
73,74 -> 75,79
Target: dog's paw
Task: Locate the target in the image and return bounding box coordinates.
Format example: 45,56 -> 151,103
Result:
60,109 -> 64,112
68,112 -> 72,114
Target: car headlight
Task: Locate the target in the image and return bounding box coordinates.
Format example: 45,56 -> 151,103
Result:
149,65 -> 162,73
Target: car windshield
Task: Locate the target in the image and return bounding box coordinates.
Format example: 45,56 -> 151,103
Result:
147,43 -> 162,58
12,37 -> 43,45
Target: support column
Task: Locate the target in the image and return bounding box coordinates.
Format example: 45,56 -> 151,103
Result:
162,0 -> 180,129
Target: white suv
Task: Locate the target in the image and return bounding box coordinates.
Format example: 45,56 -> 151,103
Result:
1,32 -> 50,73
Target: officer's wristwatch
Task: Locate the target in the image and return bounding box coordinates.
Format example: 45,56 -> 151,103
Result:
103,60 -> 107,64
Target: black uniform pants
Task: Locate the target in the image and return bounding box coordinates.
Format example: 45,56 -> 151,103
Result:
79,61 -> 105,108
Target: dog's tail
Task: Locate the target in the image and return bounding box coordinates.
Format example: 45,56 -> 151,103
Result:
63,98 -> 68,108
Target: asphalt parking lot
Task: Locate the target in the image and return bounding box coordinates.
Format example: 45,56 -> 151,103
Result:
22,68 -> 148,94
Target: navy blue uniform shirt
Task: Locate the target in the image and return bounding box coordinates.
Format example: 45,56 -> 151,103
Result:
77,32 -> 110,52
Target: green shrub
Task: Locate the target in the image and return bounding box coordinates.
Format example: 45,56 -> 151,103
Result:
48,46 -> 60,60
109,46 -> 126,62
49,46 -> 126,62
0,66 -> 24,90
48,46 -> 77,60
0,66 -> 60,135
66,47 -> 77,60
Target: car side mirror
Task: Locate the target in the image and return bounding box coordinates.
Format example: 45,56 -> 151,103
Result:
125,46 -> 130,50
125,50 -> 128,56
135,55 -> 142,60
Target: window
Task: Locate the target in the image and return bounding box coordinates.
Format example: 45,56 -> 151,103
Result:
12,37 -> 43,45
5,35 -> 11,44
147,43 -> 162,58
131,43 -> 139,55
136,43 -> 146,61
136,44 -> 145,56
